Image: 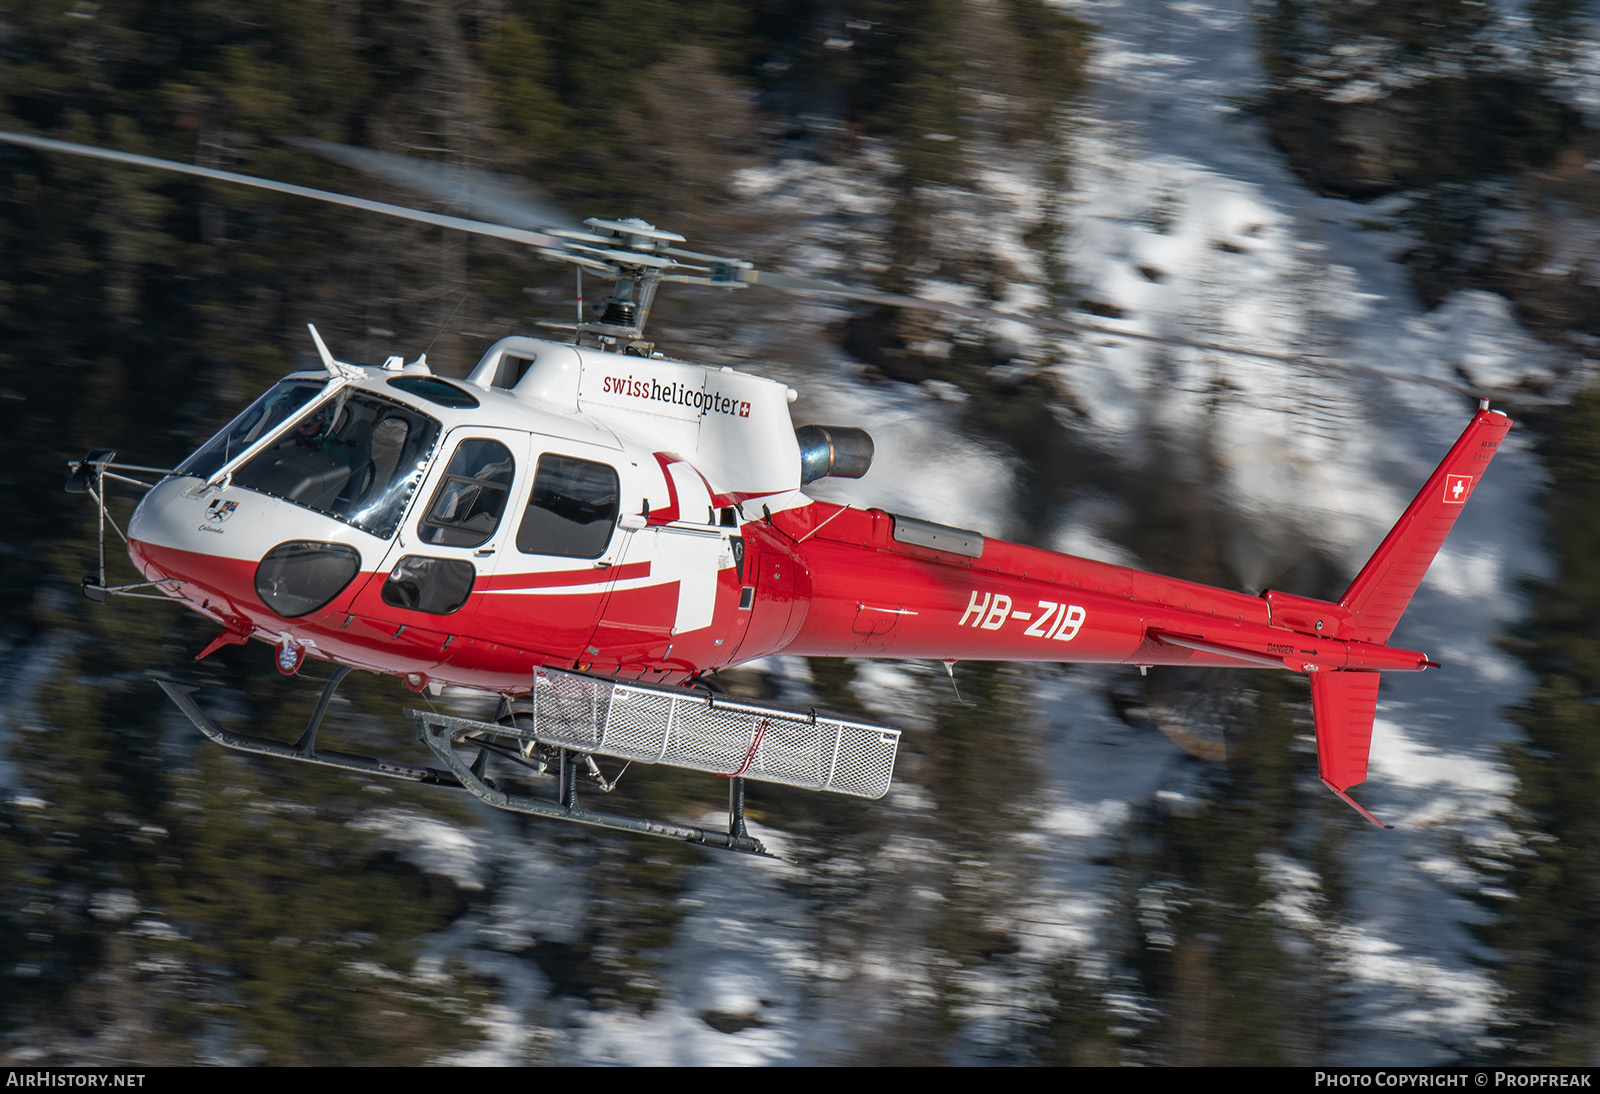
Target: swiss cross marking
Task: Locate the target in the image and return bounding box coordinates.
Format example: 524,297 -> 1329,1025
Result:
1443,474 -> 1473,505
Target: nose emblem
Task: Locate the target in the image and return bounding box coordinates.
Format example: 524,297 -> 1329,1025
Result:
205,499 -> 238,523
276,639 -> 305,676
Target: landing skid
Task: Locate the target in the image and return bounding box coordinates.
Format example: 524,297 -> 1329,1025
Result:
155,672 -> 461,788
154,672 -> 774,856
411,708 -> 770,855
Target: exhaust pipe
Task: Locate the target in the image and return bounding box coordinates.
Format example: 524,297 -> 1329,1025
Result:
796,425 -> 874,484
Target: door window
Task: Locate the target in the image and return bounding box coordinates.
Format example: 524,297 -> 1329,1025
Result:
380,555 -> 476,615
517,453 -> 619,559
418,438 -> 516,548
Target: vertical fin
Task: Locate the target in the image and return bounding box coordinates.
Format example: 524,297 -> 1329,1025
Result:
1313,671 -> 1381,790
1315,407 -> 1510,827
1312,672 -> 1390,827
1339,408 -> 1512,642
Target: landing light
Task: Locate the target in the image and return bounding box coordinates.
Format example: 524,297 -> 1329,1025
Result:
276,639 -> 305,676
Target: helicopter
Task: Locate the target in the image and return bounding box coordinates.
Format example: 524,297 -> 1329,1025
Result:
4,129 -> 1517,857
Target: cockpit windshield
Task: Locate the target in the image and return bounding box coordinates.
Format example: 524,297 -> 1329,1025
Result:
177,379 -> 324,481
180,381 -> 442,540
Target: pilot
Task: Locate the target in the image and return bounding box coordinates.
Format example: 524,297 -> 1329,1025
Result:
283,404 -> 352,466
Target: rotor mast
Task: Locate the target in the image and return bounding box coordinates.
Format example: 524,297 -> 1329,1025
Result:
554,217 -> 680,353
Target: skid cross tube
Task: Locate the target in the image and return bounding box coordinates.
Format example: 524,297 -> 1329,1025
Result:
729,777 -> 749,840
294,665 -> 353,754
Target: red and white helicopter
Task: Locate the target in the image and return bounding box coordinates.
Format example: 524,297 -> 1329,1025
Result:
7,130 -> 1516,856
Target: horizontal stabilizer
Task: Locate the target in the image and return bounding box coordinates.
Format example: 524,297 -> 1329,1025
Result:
1148,629 -> 1289,670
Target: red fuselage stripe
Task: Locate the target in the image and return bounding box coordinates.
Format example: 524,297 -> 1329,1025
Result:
477,560 -> 651,591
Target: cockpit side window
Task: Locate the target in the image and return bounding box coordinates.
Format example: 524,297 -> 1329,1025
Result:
517,453 -> 619,559
418,438 -> 516,548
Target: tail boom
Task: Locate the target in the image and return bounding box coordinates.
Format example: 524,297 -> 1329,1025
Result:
753,408 -> 1510,828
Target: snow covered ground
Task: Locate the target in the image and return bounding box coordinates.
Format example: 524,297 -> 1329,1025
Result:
252,0 -> 1570,1065
526,0 -> 1556,1064
1043,0 -> 1547,1062
0,0 -> 1578,1068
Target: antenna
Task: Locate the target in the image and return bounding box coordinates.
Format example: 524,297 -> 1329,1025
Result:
424,292 -> 468,356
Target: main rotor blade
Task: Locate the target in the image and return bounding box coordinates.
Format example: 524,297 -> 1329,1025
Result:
0,128 -> 1562,406
0,129 -> 566,252
290,137 -> 582,233
731,268 -> 1558,406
